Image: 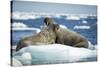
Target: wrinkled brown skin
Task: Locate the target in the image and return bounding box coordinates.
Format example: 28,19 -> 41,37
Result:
16,26 -> 56,51
44,17 -> 89,48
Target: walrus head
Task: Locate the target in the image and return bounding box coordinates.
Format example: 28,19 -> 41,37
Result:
44,17 -> 57,26
44,17 -> 59,31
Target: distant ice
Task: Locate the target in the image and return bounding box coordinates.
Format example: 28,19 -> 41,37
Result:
13,44 -> 97,66
12,12 -> 62,20
60,24 -> 67,29
65,15 -> 95,20
12,12 -> 42,20
66,15 -> 80,20
43,14 -> 61,18
12,22 -> 41,33
82,20 -> 88,24
12,22 -> 28,28
12,11 -> 97,20
73,25 -> 90,29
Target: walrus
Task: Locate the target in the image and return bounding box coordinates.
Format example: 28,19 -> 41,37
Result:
16,26 -> 57,51
44,17 -> 89,48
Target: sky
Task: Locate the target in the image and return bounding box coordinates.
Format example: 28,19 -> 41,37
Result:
11,1 -> 97,15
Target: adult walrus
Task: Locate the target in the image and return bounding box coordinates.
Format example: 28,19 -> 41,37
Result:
44,17 -> 89,48
16,26 -> 56,51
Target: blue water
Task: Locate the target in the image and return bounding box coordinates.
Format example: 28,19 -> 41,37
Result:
12,30 -> 36,45
11,17 -> 97,45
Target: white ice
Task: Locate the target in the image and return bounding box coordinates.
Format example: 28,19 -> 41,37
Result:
13,44 -> 97,66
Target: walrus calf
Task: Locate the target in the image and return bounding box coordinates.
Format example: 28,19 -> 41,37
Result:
44,17 -> 89,48
16,26 -> 56,51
